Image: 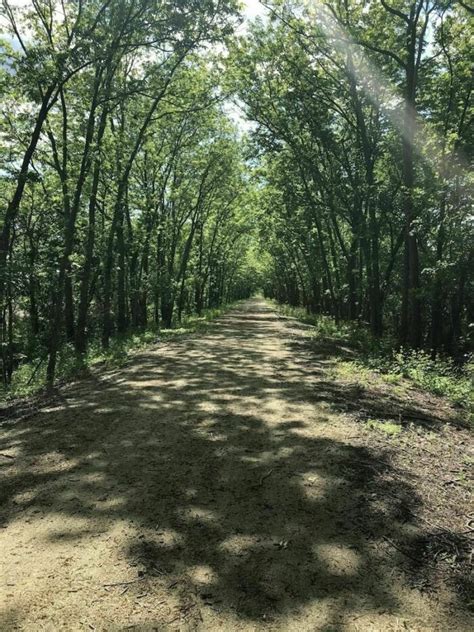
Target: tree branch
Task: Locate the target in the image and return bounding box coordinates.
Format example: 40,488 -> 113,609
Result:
380,0 -> 410,24
358,40 -> 406,69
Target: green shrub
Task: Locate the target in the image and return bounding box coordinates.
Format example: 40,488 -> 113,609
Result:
273,300 -> 473,421
389,349 -> 473,409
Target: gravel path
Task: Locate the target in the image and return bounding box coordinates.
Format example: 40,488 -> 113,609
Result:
0,299 -> 471,631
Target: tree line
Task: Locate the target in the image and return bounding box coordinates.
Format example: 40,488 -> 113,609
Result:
0,0 -> 258,388
230,0 -> 472,357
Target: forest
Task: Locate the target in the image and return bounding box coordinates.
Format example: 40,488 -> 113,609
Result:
0,2 -> 473,630
0,0 -> 472,392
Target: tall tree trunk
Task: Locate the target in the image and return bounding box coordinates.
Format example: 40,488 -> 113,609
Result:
400,15 -> 422,347
368,198 -> 382,335
116,211 -> 128,333
75,159 -> 101,353
430,192 -> 446,358
347,53 -> 382,334
0,85 -> 58,382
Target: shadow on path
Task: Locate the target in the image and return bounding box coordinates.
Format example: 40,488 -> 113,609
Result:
0,300 -> 463,629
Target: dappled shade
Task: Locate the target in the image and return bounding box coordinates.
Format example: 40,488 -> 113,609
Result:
1,301 -> 469,630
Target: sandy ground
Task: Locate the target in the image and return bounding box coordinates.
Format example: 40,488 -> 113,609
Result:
0,299 -> 472,631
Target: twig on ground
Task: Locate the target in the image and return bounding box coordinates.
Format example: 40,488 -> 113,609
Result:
382,536 -> 422,563
259,468 -> 274,486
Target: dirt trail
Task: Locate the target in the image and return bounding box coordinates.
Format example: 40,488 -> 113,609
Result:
0,299 -> 471,631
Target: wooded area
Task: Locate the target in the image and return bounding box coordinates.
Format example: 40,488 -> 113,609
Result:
232,0 -> 473,354
1,3 -> 473,630
1,0 -> 258,390
0,0 -> 472,389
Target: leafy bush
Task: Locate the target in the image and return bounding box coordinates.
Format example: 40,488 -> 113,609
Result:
388,349 -> 473,409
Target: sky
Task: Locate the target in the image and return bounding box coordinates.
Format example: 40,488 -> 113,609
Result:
243,0 -> 267,19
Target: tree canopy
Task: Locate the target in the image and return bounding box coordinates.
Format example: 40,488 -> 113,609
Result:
0,0 -> 472,390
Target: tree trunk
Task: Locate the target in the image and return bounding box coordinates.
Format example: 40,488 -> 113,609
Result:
0,85 -> 57,382
400,20 -> 422,347
75,159 -> 101,353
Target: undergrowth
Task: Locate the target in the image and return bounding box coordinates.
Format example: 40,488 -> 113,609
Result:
366,419 -> 402,436
274,302 -> 473,424
1,303 -> 234,402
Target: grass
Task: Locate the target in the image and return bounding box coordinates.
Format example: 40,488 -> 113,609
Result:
273,301 -> 473,425
366,419 -> 402,436
1,303 -> 236,403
